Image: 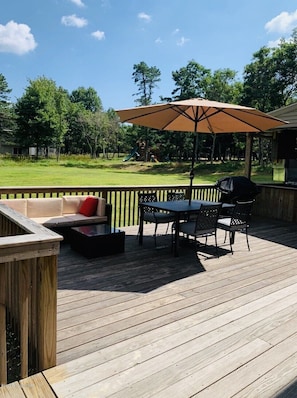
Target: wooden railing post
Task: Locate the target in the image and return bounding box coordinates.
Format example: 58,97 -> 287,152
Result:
0,263 -> 6,386
19,260 -> 30,379
36,255 -> 57,370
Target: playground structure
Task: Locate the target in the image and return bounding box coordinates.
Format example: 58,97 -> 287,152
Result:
123,147 -> 139,162
123,140 -> 152,162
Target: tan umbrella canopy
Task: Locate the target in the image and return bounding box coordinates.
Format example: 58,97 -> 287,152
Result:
116,98 -> 287,202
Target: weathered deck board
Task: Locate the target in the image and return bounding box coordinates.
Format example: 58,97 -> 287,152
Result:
2,216 -> 297,397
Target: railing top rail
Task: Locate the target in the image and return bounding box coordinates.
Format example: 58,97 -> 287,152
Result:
0,204 -> 62,263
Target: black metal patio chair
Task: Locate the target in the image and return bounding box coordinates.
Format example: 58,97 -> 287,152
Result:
174,203 -> 222,256
167,192 -> 185,201
138,192 -> 175,246
217,200 -> 254,254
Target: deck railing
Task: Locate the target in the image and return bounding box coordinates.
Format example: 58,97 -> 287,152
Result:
0,184 -> 221,228
0,183 -> 296,226
0,205 -> 62,385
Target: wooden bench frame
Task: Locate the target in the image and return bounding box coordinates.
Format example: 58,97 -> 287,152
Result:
0,204 -> 62,385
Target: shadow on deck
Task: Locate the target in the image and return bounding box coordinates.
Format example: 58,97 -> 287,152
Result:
58,216 -> 297,294
58,225 -> 208,294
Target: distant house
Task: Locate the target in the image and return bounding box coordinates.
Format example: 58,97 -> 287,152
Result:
0,130 -> 56,157
0,128 -> 22,155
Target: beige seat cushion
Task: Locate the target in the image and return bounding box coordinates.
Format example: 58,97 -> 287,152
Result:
40,214 -> 107,228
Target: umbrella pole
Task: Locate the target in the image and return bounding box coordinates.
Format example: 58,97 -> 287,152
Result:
189,134 -> 197,205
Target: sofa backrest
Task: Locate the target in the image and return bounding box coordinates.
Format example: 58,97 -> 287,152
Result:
0,195 -> 106,218
27,198 -> 63,218
95,197 -> 106,217
0,199 -> 28,216
62,195 -> 86,214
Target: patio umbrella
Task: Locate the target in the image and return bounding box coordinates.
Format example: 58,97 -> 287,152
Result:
116,98 -> 287,203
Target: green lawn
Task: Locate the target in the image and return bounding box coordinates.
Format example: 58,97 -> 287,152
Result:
0,156 -> 273,186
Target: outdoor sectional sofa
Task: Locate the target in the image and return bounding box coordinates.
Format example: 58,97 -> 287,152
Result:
0,195 -> 111,232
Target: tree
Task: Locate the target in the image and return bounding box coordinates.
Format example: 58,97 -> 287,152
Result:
242,47 -> 279,112
54,87 -> 70,160
77,109 -> 109,158
169,61 -> 244,163
272,29 -> 297,105
132,61 -> 161,106
170,60 -> 211,100
64,101 -> 87,154
70,87 -> 103,112
242,29 -> 297,166
132,61 -> 161,160
204,69 -> 244,163
15,77 -> 69,158
242,29 -> 297,112
105,108 -> 122,157
0,74 -> 15,143
205,69 -> 243,104
65,87 -> 105,156
0,73 -> 12,109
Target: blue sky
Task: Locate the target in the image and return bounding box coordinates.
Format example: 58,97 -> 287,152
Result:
1,0 -> 297,110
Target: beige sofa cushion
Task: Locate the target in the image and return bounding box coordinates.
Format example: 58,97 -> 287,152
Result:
95,197 -> 106,217
27,198 -> 63,218
62,195 -> 86,214
0,199 -> 28,216
62,195 -> 106,216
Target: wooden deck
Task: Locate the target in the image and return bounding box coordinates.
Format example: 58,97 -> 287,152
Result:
2,217 -> 297,397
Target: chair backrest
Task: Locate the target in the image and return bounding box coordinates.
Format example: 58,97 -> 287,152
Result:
138,192 -> 157,213
167,192 -> 185,201
230,200 -> 254,226
194,203 -> 222,233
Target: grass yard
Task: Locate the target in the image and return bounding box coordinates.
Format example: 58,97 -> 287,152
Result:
0,155 -> 273,186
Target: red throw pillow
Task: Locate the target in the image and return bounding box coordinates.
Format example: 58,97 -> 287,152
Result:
79,197 -> 98,217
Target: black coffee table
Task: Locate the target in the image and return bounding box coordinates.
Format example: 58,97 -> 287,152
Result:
70,224 -> 125,258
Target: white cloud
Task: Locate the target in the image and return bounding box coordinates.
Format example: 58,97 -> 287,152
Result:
172,28 -> 180,35
155,37 -> 162,44
267,36 -> 294,48
92,30 -> 105,40
177,36 -> 189,46
267,39 -> 281,48
138,12 -> 151,23
0,20 -> 37,55
61,14 -> 88,28
265,10 -> 297,33
69,0 -> 85,7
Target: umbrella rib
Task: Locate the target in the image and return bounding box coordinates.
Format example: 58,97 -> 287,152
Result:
164,105 -> 196,130
121,107 -> 170,123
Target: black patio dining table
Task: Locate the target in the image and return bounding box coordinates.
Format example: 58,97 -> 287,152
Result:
138,199 -> 233,256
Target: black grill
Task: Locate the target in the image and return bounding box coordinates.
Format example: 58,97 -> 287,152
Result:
215,176 -> 261,204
